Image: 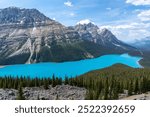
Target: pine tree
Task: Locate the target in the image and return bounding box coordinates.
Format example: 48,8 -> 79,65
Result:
64,76 -> 69,85
104,78 -> 109,100
56,94 -> 59,100
52,74 -> 56,87
37,95 -> 40,100
17,84 -> 25,100
44,79 -> 49,89
134,79 -> 139,94
128,80 -> 133,96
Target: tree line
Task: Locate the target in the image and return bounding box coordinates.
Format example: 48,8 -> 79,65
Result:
0,75 -> 63,90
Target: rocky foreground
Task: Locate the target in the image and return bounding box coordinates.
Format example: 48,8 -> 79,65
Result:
120,92 -> 150,100
0,85 -> 86,100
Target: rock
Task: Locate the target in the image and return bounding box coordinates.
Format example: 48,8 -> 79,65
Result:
0,85 -> 87,100
0,89 -> 17,100
0,7 -> 86,65
8,90 -> 15,96
74,22 -> 138,54
120,92 -> 150,100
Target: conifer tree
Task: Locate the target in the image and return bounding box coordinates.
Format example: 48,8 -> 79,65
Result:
17,84 -> 25,100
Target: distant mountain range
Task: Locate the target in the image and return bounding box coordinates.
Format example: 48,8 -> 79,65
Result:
131,36 -> 150,67
131,37 -> 150,51
0,7 -> 140,65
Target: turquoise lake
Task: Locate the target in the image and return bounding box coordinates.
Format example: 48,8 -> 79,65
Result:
0,54 -> 142,79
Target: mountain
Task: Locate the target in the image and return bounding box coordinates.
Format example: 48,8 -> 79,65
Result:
131,37 -> 150,51
131,37 -> 150,68
74,20 -> 138,53
0,7 -> 103,65
0,7 -> 140,65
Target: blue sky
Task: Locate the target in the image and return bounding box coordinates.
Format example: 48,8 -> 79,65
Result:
0,0 -> 150,42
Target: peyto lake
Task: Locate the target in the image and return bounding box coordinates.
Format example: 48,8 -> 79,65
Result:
0,54 -> 142,79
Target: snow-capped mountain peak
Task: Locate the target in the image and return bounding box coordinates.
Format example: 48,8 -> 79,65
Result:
77,19 -> 95,25
98,28 -> 109,34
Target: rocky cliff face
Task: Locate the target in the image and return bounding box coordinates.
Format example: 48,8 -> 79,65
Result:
0,7 -> 139,65
74,22 -> 137,53
0,7 -> 92,65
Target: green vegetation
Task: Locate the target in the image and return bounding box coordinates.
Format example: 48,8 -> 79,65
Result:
0,53 -> 30,65
36,41 -> 106,62
139,51 -> 150,68
0,64 -> 150,100
0,75 -> 62,90
68,64 -> 150,100
17,83 -> 25,100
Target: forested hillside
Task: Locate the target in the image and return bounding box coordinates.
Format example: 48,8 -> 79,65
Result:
68,64 -> 150,99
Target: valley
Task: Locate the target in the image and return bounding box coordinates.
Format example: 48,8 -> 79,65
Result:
0,7 -> 150,100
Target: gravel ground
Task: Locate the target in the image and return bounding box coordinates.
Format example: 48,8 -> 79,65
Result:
0,85 -> 87,100
120,92 -> 150,100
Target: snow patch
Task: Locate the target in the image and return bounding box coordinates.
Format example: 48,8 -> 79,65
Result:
20,20 -> 24,24
112,43 -> 121,47
45,43 -> 51,48
98,28 -> 108,34
85,52 -> 94,58
33,27 -> 36,31
77,19 -> 95,25
113,43 -> 127,50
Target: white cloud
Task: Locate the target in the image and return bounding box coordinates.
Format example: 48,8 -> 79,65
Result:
64,1 -> 73,7
106,8 -> 112,10
52,17 -> 56,20
138,10 -> 150,21
100,24 -> 134,29
77,19 -> 95,25
100,22 -> 150,42
70,13 -> 75,16
63,12 -> 76,17
126,0 -> 150,6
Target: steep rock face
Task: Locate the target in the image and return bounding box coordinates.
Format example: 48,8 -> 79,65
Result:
74,22 -> 137,53
0,7 -> 98,65
74,22 -> 100,42
0,7 -> 49,24
0,7 -> 140,65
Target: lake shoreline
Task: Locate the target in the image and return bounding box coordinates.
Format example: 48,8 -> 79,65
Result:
0,66 -> 5,68
137,59 -> 144,68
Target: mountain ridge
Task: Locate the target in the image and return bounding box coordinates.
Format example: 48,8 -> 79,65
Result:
131,36 -> 150,51
0,7 -> 140,65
